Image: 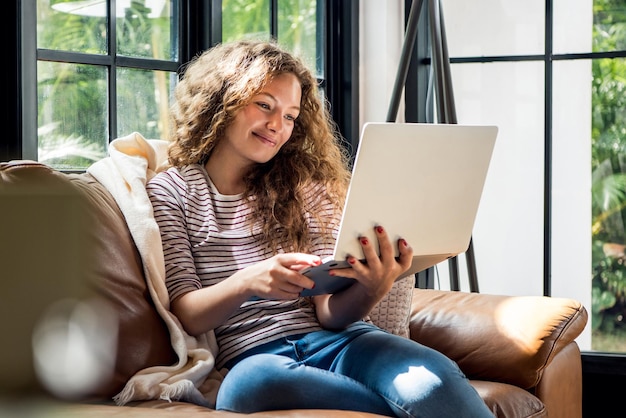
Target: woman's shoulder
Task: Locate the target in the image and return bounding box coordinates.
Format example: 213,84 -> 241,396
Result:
148,164 -> 210,196
178,164 -> 208,182
150,164 -> 205,184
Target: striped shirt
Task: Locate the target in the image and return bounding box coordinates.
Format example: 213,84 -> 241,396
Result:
146,164 -> 340,368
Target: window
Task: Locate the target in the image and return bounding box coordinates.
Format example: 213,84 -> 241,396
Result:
16,0 -> 357,171
29,0 -> 180,170
402,0 -> 626,356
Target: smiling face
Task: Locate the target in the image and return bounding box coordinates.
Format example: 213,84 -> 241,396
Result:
218,72 -> 302,170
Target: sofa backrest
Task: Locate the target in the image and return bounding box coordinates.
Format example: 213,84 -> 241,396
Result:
1,160 -> 95,396
0,161 -> 177,400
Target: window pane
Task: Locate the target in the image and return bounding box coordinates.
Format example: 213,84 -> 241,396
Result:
117,68 -> 175,139
38,0 -> 107,54
553,0 -> 593,54
589,57 -> 626,352
117,0 -> 178,61
593,0 -> 626,53
277,0 -> 321,76
222,0 -> 270,42
448,61 -> 545,296
38,62 -> 108,170
443,0 -> 545,57
551,60 -> 592,350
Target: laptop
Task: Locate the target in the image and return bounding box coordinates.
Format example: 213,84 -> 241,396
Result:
300,122 -> 498,296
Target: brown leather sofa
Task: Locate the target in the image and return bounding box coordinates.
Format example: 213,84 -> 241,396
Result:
0,160 -> 588,418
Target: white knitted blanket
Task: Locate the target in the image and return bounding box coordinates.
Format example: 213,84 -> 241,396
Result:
87,132 -> 223,407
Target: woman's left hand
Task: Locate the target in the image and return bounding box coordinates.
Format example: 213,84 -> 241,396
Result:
329,225 -> 413,299
334,225 -> 413,298
313,225 -> 413,328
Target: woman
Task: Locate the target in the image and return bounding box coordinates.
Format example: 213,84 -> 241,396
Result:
146,39 -> 493,417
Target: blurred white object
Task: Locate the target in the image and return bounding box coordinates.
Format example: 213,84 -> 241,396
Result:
32,298 -> 118,400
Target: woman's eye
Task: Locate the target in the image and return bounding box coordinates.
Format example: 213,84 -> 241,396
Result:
257,102 -> 270,110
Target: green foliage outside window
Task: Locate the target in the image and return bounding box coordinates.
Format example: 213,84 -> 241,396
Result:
591,0 -> 626,349
222,0 -> 320,75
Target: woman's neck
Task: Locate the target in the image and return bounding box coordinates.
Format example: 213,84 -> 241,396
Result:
204,156 -> 248,195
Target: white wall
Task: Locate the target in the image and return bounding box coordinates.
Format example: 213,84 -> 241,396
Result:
359,0 -> 592,349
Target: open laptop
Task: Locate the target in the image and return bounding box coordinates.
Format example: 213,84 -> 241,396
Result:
300,122 -> 498,296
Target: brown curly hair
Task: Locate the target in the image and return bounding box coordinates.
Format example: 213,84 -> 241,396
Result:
167,39 -> 351,253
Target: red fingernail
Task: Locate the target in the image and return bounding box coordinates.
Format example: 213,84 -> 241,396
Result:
360,237 -> 368,245
348,257 -> 356,265
329,271 -> 335,276
401,239 -> 408,247
376,226 -> 384,234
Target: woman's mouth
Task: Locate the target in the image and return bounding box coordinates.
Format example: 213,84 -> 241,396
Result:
253,132 -> 277,146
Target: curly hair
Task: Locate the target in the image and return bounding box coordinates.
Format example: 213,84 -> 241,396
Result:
168,39 -> 352,253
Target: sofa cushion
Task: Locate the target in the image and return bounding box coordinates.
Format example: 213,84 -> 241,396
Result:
18,401 -> 389,417
368,274 -> 415,338
471,380 -> 546,418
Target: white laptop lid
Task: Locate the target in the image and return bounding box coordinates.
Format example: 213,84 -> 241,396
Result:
300,122 -> 497,295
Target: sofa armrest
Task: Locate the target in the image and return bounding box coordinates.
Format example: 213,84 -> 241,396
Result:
409,289 -> 588,389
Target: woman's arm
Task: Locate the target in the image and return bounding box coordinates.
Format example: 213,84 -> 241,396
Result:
171,253 -> 320,336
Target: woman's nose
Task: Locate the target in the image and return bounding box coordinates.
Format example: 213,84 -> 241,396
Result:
267,111 -> 283,132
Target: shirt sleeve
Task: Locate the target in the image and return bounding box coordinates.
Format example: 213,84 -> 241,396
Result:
146,168 -> 203,302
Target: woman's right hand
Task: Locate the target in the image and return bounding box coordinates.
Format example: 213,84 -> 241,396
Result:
239,253 -> 321,300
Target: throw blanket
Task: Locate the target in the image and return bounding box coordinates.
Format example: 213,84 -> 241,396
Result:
87,132 -> 223,407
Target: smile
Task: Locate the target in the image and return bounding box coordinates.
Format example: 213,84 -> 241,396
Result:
253,132 -> 277,146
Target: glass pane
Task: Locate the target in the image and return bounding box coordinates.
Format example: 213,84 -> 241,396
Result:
277,0 -> 322,77
551,60 -> 592,350
38,62 -> 108,170
443,0 -> 545,57
222,0 -> 270,42
593,0 -> 626,53
589,57 -> 626,352
553,0 -> 593,54
38,0 -> 107,54
448,61 -> 545,296
116,68 -> 175,139
117,0 -> 178,61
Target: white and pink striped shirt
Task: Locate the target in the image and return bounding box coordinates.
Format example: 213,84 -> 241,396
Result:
146,164 -> 340,368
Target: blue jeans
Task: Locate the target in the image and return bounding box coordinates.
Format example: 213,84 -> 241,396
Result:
216,321 -> 493,417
